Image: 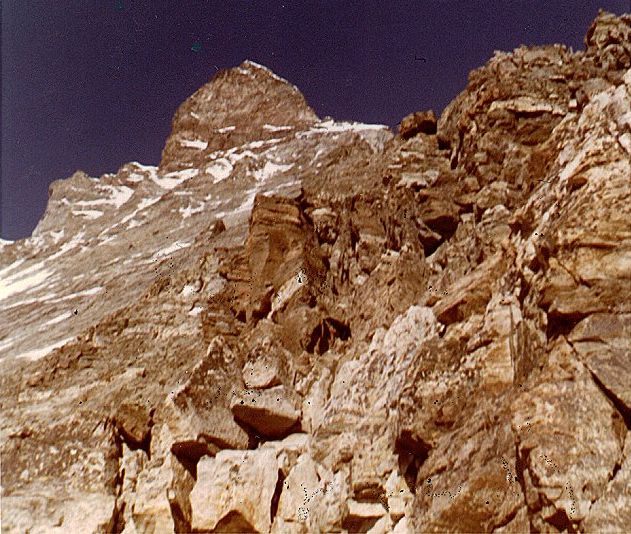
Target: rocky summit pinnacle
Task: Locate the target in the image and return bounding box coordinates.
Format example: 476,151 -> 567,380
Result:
160,60 -> 320,172
2,11 -> 631,534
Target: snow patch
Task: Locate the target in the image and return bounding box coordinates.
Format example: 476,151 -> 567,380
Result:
246,138 -> 282,149
179,202 -> 205,219
24,234 -> 46,250
130,162 -> 158,173
99,235 -> 117,246
0,265 -> 55,302
253,161 -> 294,182
0,259 -> 26,279
206,159 -> 233,182
153,241 -> 191,259
127,219 -> 144,230
236,67 -> 256,79
72,209 -> 104,220
216,126 -> 236,133
49,230 -> 65,244
46,236 -> 83,262
264,180 -> 301,196
74,185 -> 134,209
2,292 -> 59,310
0,337 -> 15,352
126,173 -> 145,183
180,138 -> 209,150
228,150 -> 258,164
263,124 -> 293,132
153,169 -> 199,190
119,197 -> 161,226
55,286 -> 104,301
297,119 -> 389,139
242,60 -> 296,88
44,311 -> 73,326
234,188 -> 258,214
181,284 -> 198,298
16,337 -> 74,361
188,306 -> 204,316
104,185 -> 135,208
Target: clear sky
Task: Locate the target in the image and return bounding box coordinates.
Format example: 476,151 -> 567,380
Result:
1,0 -> 629,240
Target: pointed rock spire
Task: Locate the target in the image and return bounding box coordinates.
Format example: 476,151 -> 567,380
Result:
160,61 -> 319,172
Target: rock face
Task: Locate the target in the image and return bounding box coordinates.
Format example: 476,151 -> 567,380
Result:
1,12 -> 631,533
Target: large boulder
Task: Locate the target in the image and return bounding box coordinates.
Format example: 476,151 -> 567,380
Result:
189,448 -> 278,532
398,110 -> 437,139
230,385 -> 302,439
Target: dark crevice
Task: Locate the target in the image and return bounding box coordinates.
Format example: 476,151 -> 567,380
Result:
140,426 -> 152,460
250,297 -> 272,323
438,137 -> 450,151
395,430 -> 431,494
306,322 -> 325,354
450,151 -> 459,170
422,235 -> 444,257
350,225 -> 360,251
270,469 -> 284,523
108,424 -> 127,534
513,429 -> 537,533
209,511 -> 257,533
545,506 -> 578,533
327,317 -> 351,341
587,368 -> 631,430
109,499 -> 126,533
306,317 -> 351,355
492,506 -> 519,531
113,421 -> 153,461
545,312 -> 584,341
172,451 -> 198,481
611,460 -> 622,480
342,514 -> 381,533
425,216 -> 460,243
516,275 -> 529,305
169,495 -> 192,534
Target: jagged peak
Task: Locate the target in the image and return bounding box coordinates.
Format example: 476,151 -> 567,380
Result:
159,61 -> 319,171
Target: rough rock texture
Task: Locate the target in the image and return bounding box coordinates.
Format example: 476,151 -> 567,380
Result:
2,12 -> 631,533
398,110 -> 438,139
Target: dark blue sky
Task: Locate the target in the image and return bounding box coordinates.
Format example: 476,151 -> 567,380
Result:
1,1 -> 628,240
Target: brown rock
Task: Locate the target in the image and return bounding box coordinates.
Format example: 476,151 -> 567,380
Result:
568,313 -> 631,411
585,11 -> 631,71
190,449 -> 278,533
113,402 -> 153,449
230,385 -> 302,438
398,110 -> 438,139
433,254 -> 501,325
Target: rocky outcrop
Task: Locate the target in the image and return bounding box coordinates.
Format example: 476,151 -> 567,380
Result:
2,11 -> 630,534
398,110 -> 437,139
160,60 -> 319,173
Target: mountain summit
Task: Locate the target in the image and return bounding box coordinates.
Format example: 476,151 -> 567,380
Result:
1,12 -> 631,534
160,60 -> 320,172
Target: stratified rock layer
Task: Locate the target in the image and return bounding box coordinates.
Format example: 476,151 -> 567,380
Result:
1,11 -> 630,534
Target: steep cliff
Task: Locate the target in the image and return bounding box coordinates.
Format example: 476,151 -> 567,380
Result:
1,11 -> 630,534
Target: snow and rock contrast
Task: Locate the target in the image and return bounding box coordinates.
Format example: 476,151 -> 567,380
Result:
2,12 -> 631,533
